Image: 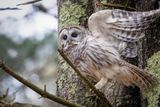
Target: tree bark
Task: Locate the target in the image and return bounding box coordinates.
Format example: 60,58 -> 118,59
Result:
57,1 -> 98,107
57,0 -> 160,107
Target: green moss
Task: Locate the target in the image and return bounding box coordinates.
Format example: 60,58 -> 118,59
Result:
144,51 -> 160,107
59,0 -> 88,27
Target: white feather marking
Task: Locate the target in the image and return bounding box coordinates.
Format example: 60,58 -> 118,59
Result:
106,17 -> 118,23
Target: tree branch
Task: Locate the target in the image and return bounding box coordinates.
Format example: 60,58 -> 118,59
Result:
16,0 -> 42,6
58,49 -> 113,107
0,7 -> 21,11
124,0 -> 129,10
0,61 -> 83,107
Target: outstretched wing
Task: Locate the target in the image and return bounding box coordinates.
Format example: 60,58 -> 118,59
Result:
83,38 -> 159,90
88,9 -> 160,42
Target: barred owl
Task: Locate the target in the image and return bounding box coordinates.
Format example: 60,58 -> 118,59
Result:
59,9 -> 160,90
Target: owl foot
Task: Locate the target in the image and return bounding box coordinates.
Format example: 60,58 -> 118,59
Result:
95,78 -> 108,89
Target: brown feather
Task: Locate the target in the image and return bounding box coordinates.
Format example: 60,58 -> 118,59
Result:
117,61 -> 159,90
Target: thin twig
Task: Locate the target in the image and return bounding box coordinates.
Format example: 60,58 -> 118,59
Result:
0,61 -> 83,107
16,0 -> 42,6
0,7 -> 21,11
124,0 -> 129,10
58,49 -> 113,107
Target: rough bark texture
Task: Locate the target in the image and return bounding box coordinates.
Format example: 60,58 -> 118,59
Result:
57,1 -> 98,107
136,1 -> 160,106
57,0 -> 160,107
95,1 -> 160,107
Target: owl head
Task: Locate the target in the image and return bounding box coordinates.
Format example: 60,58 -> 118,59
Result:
59,26 -> 87,51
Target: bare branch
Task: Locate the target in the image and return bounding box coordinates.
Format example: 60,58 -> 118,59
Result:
0,61 -> 83,107
58,49 -> 113,107
17,0 -> 42,6
0,7 -> 21,11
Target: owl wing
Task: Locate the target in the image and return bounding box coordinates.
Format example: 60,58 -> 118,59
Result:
88,9 -> 160,42
85,40 -> 159,90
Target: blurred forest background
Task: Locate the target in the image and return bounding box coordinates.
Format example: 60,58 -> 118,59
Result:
0,0 -> 58,106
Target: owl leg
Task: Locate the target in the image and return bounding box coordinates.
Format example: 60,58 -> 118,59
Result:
95,77 -> 108,89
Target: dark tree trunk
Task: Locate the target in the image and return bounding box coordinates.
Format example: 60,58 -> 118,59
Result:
94,1 -> 160,107
57,0 -> 160,107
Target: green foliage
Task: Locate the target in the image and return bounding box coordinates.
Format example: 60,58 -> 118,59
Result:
144,51 -> 160,107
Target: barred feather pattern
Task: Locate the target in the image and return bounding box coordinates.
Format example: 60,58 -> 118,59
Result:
59,26 -> 159,90
88,8 -> 160,57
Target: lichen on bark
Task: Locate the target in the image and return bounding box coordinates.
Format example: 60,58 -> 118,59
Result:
59,0 -> 88,28
57,0 -> 160,107
144,51 -> 160,107
57,0 -> 98,107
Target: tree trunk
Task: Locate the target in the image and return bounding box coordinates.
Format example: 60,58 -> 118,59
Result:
57,0 -> 160,107
57,1 -> 98,107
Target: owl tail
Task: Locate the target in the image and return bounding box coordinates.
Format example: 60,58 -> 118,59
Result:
117,62 -> 159,90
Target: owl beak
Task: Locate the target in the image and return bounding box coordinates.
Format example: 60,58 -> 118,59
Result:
67,40 -> 78,48
68,40 -> 72,46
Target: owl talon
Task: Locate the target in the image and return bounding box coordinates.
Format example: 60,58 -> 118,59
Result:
95,78 -> 108,89
95,83 -> 104,89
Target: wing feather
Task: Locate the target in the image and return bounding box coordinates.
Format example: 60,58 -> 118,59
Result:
82,38 -> 159,90
88,9 -> 160,42
118,61 -> 159,90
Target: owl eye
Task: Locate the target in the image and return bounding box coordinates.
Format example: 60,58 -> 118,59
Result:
63,35 -> 68,40
71,32 -> 78,38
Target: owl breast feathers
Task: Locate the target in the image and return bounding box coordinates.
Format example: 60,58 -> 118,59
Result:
59,8 -> 160,90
